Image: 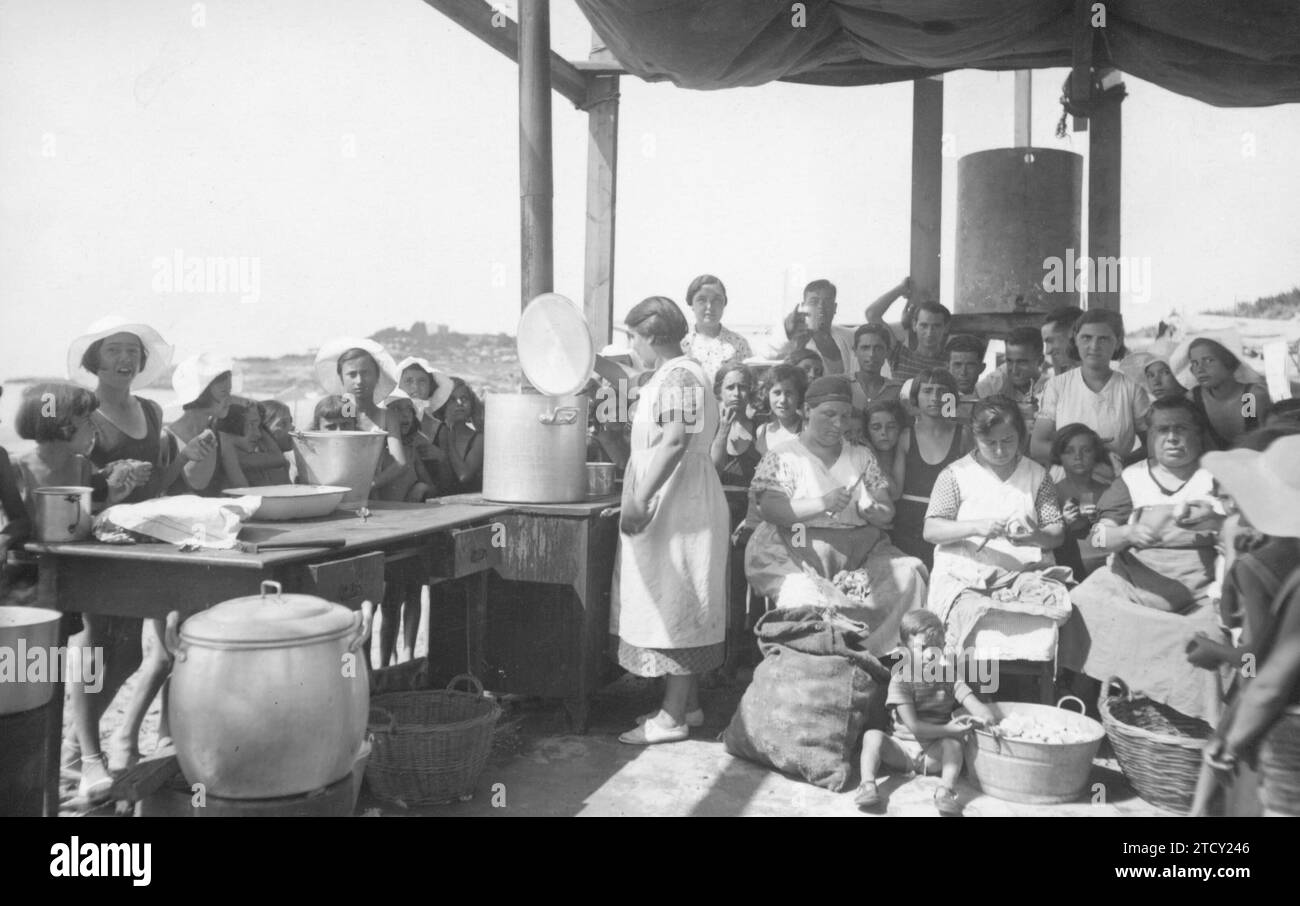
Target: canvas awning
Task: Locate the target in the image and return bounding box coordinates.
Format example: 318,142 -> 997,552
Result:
575,0 -> 1300,107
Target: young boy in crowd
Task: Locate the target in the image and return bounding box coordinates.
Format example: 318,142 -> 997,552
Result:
1040,307 -> 1083,377
977,327 -> 1047,432
856,610 -> 999,816
944,334 -> 985,424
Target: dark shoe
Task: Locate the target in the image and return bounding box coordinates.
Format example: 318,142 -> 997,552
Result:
934,786 -> 963,816
854,780 -> 883,812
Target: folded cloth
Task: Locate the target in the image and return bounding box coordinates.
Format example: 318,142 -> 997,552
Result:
93,495 -> 260,549
933,564 -> 1073,650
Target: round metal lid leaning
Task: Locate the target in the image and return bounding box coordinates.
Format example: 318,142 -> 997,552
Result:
516,292 -> 596,397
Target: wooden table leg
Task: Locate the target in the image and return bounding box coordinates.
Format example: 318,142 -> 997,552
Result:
43,612 -> 74,817
466,571 -> 488,681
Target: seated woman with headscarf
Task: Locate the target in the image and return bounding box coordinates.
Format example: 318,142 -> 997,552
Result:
1058,396 -> 1230,723
745,376 -> 928,656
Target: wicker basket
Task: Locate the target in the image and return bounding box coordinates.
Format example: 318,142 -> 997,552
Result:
366,674 -> 501,806
1099,676 -> 1212,814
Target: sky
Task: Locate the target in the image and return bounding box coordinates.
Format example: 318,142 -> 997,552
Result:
2,0 -> 1299,379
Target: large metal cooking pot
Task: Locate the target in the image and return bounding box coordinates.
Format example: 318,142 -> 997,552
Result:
482,293 -> 598,504
33,486 -> 92,542
165,582 -> 373,799
292,431 -> 387,508
482,392 -> 589,503
0,606 -> 62,715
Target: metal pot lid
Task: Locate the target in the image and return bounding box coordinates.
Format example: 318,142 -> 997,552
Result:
181,581 -> 355,645
516,293 -> 596,397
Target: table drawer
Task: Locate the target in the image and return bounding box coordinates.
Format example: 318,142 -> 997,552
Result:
302,551 -> 386,609
429,524 -> 500,579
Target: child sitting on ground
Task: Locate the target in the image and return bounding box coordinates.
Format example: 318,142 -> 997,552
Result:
217,402 -> 292,487
856,609 -> 998,816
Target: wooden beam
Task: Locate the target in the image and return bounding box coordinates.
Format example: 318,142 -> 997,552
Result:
519,0 -> 554,310
583,75 -> 619,347
909,77 -> 943,303
421,0 -> 588,108
1088,88 -> 1124,312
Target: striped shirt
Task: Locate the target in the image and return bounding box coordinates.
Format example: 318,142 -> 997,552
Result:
889,344 -> 947,381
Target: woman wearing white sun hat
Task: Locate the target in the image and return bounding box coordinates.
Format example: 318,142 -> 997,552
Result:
1201,434 -> 1300,816
313,337 -> 410,492
166,353 -> 239,494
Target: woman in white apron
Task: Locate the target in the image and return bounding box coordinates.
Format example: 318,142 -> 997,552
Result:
611,296 -> 730,745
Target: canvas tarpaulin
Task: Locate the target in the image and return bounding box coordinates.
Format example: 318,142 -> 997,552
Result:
575,0 -> 1300,107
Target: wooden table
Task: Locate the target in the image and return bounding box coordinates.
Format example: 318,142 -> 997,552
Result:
440,493 -> 620,733
26,501 -> 510,816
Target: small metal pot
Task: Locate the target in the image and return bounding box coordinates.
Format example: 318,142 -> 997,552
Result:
33,486 -> 93,542
586,462 -> 616,498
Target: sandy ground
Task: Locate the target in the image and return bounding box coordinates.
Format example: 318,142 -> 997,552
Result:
62,599 -> 1172,818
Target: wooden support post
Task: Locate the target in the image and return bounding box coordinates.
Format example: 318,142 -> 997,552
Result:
583,74 -> 619,347
1014,71 -> 1032,147
1088,90 -> 1123,312
909,77 -> 943,303
519,0 -> 554,311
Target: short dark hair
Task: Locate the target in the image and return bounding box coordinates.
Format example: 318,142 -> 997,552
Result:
215,404 -> 249,435
1188,338 -> 1242,374
803,279 -> 837,303
1050,422 -> 1105,465
785,348 -> 824,372
1069,309 -> 1128,361
336,348 -> 380,379
944,333 -> 986,360
625,296 -> 689,346
1043,306 -> 1083,334
685,274 -> 726,305
864,399 -> 908,430
712,363 -> 754,401
311,395 -> 356,429
913,300 -> 952,325
853,323 -> 894,350
15,381 -> 100,443
1148,394 -> 1211,449
1005,327 -> 1044,356
181,370 -> 233,411
80,334 -> 148,376
760,364 -> 809,410
900,609 -> 944,645
909,368 -> 960,407
970,395 -> 1027,443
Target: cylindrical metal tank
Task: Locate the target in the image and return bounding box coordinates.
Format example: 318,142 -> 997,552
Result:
956,147 -> 1083,314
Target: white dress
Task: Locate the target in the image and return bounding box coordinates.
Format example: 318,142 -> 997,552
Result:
610,357 -> 730,675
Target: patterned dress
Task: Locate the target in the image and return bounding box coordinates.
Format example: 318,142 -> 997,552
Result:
681,326 -> 753,383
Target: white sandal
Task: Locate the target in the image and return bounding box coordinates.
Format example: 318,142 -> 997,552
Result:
636,709 -> 703,728
619,717 -> 689,746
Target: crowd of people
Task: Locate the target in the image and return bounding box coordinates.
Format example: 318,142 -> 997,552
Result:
596,273 -> 1300,817
3,277 -> 1300,817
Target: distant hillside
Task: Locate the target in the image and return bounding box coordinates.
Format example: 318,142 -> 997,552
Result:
1206,287 -> 1300,320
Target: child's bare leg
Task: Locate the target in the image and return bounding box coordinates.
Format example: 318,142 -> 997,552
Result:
70,617 -> 142,762
401,581 -> 422,659
379,576 -> 402,666
860,731 -> 911,780
938,737 -> 963,790
108,618 -> 173,768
